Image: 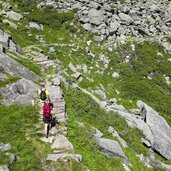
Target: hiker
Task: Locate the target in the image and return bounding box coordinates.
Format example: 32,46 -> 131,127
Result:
42,102 -> 53,138
37,82 -> 51,106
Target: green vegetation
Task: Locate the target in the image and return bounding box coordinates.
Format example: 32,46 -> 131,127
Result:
0,75 -> 20,88
0,0 -> 171,170
28,6 -> 76,29
62,84 -> 154,171
13,57 -> 42,76
0,105 -> 41,170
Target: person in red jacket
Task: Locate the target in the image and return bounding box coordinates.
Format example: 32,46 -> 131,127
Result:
42,102 -> 53,138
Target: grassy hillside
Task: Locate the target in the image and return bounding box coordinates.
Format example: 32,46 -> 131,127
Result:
0,0 -> 171,170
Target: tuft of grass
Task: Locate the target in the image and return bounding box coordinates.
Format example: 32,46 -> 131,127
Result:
0,75 -> 20,88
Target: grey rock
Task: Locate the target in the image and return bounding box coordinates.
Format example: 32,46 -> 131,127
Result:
72,2 -> 82,9
141,138 -> 151,147
0,44 -> 5,53
95,89 -> 106,100
82,64 -> 88,74
108,126 -> 127,148
83,23 -> 91,31
0,143 -> 11,151
68,63 -> 77,72
94,128 -> 103,139
0,78 -> 39,105
0,165 -> 9,171
40,136 -> 55,143
71,72 -> 81,79
9,40 -> 17,52
2,20 -> 17,29
129,109 -> 141,115
0,73 -> 7,81
109,20 -> 120,33
28,22 -> 43,30
138,100 -> 171,159
89,1 -> 100,9
93,35 -> 106,42
77,122 -> 84,127
155,162 -> 171,171
0,33 -> 10,47
49,127 -> 58,135
162,42 -> 171,54
47,153 -> 82,163
108,98 -> 117,104
2,2 -> 12,9
53,77 -> 61,86
0,53 -> 39,82
168,58 -> 171,62
97,138 -> 131,166
51,134 -> 73,151
6,11 -> 23,21
112,72 -> 120,79
88,9 -> 104,25
5,153 -> 16,164
0,10 -> 6,16
49,47 -> 55,53
164,76 -> 171,85
119,13 -> 133,24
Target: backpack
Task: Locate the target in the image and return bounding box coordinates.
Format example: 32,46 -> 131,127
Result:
42,103 -> 52,118
40,89 -> 47,101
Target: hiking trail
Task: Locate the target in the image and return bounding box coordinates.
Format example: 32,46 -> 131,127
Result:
33,51 -> 82,170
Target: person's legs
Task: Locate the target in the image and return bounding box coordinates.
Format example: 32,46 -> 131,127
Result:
44,123 -> 48,138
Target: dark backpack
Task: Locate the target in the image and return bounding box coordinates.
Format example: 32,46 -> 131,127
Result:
43,103 -> 52,118
40,89 -> 47,101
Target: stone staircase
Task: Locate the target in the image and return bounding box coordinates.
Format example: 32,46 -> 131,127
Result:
32,51 -> 82,169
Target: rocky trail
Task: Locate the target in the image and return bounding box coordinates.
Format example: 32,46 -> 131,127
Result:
33,53 -> 82,170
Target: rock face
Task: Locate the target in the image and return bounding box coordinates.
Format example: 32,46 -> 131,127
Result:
137,101 -> 171,160
107,100 -> 171,160
94,128 -> 131,167
0,29 -> 18,52
0,53 -> 39,82
37,0 -> 171,41
0,78 -> 39,105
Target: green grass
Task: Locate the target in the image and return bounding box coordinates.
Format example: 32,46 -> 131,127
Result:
62,84 -> 155,170
28,6 -> 75,30
0,75 -> 20,88
0,105 -> 42,170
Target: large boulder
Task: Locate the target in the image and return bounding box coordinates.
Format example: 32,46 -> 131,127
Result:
88,9 -> 104,25
0,78 -> 39,105
137,101 -> 171,160
97,137 -> 131,166
118,13 -> 133,24
0,53 -> 39,82
6,11 -> 23,21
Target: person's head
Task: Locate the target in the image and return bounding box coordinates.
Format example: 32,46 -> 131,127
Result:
40,82 -> 45,88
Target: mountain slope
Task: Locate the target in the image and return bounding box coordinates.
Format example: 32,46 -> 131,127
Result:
0,0 -> 171,170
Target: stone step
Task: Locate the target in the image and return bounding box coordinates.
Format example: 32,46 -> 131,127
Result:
51,134 -> 73,151
40,136 -> 55,143
46,153 -> 82,163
